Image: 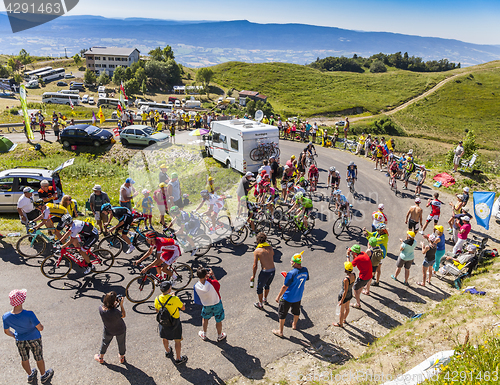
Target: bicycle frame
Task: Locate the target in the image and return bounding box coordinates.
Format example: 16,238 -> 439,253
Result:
56,247 -> 101,268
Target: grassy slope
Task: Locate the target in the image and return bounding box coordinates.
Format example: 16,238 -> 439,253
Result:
211,61 -> 450,117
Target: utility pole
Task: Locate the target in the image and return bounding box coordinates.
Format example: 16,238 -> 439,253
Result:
64,48 -> 67,58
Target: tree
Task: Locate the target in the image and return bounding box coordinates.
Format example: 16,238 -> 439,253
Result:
148,47 -> 163,62
125,67 -> 133,81
13,74 -> 23,84
7,57 -> 22,73
84,69 -> 97,85
124,79 -> 140,95
112,66 -> 126,85
98,72 -> 110,85
370,60 -> 387,73
196,68 -> 214,89
0,65 -> 10,78
134,67 -> 147,85
73,54 -> 82,66
141,79 -> 147,94
18,49 -> 32,68
145,59 -> 181,90
149,46 -> 175,62
162,46 -> 175,60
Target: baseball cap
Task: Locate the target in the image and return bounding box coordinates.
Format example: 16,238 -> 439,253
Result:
142,189 -> 150,194
208,176 -> 213,181
93,185 -> 102,191
160,164 -> 167,169
407,231 -> 415,238
23,187 -> 34,193
125,178 -> 135,184
463,187 -> 470,192
378,203 -> 384,210
462,216 -> 471,221
9,289 -> 27,307
40,179 -> 49,186
245,172 -> 254,178
160,281 -> 172,292
344,261 -> 353,271
171,172 -> 178,179
434,225 -> 444,233
291,251 -> 304,264
350,244 -> 361,254
428,234 -> 437,242
368,237 -> 378,247
159,182 -> 167,188
415,197 -> 421,203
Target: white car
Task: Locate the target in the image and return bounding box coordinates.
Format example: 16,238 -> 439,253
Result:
82,94 -> 89,103
174,100 -> 181,108
65,74 -> 75,79
88,96 -> 95,105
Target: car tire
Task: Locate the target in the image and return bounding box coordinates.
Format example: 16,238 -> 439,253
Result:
93,140 -> 100,147
62,140 -> 70,148
149,141 -> 156,146
121,139 -> 128,146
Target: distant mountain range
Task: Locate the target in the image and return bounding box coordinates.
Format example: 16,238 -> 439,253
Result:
1,13 -> 500,67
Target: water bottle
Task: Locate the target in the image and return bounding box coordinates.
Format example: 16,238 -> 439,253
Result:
336,305 -> 341,316
250,278 -> 254,288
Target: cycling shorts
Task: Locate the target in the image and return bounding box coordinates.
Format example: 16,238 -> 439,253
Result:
116,214 -> 133,235
304,207 -> 313,215
80,232 -> 99,252
347,171 -> 356,179
185,220 -> 200,236
159,247 -> 181,265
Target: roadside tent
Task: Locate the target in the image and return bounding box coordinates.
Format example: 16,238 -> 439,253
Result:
0,135 -> 15,153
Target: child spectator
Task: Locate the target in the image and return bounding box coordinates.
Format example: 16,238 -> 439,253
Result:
141,189 -> 154,231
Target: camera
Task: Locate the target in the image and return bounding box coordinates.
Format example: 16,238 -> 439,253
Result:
116,294 -> 124,302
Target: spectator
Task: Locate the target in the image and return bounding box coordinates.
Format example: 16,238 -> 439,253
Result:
119,178 -> 138,210
272,252 -> 309,338
364,134 -> 372,157
259,159 -> 272,178
391,231 -> 417,286
89,185 -> 110,234
371,203 -> 387,232
453,215 -> 471,254
52,112 -> 60,141
158,164 -> 170,185
355,132 -> 365,155
417,234 -> 437,286
311,122 -> 318,144
447,195 -> 465,232
433,225 -> 446,272
333,261 -> 356,328
3,289 -> 54,384
236,172 -> 255,215
251,232 -> 275,309
95,291 -> 126,364
269,156 -> 279,189
155,281 -> 187,365
193,267 -> 227,342
38,180 -> 57,204
461,187 -> 470,206
453,140 -> 464,173
405,198 -> 423,232
17,187 -> 40,226
415,167 -> 427,197
61,195 -> 78,217
153,183 -> 169,228
346,244 -> 372,309
364,237 -> 383,295
343,117 -> 349,141
141,189 -> 154,231
167,172 -> 183,209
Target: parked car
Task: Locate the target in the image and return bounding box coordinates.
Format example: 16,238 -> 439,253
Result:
57,81 -> 67,86
60,124 -> 114,148
88,96 -> 95,105
82,94 -> 89,103
174,100 -> 181,108
120,125 -> 169,147
0,159 -> 74,213
64,74 -> 75,79
335,120 -> 345,126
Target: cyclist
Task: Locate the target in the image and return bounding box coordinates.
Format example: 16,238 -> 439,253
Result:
334,190 -> 351,218
297,150 -> 307,178
403,156 -> 415,190
101,203 -> 135,254
308,164 -> 319,191
57,214 -> 99,275
298,176 -> 309,191
135,231 -> 182,280
388,157 -> 399,187
328,166 -> 341,190
346,161 -> 358,189
262,182 -> 278,216
166,206 -> 200,257
287,192 -> 313,234
194,190 -> 224,235
239,196 -> 257,237
305,142 -> 317,156
32,199 -> 65,239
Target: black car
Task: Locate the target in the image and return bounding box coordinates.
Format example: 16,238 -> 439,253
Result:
57,81 -> 67,86
60,124 -> 115,148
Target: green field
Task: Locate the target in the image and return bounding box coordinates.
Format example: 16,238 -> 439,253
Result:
211,61 -> 451,117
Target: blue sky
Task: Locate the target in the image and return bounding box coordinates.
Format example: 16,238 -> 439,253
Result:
67,0 -> 498,45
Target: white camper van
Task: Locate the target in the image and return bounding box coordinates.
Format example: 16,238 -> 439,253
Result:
204,119 -> 279,173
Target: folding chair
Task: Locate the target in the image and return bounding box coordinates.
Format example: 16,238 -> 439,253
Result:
460,153 -> 478,173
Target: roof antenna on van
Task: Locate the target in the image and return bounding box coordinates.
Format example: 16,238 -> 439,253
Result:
255,110 -> 263,123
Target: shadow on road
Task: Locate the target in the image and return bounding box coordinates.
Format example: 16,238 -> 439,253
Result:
104,361 -> 157,385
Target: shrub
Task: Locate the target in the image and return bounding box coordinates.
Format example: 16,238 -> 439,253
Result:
9,108 -> 19,115
370,60 -> 387,73
365,117 -> 405,136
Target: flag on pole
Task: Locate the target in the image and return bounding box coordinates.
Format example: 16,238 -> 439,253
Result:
473,191 -> 496,230
69,96 -> 74,110
92,111 -> 97,126
120,81 -> 128,100
19,85 -> 34,140
97,106 -> 106,124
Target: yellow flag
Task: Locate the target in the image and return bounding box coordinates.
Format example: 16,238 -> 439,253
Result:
19,85 -> 34,140
97,106 -> 106,124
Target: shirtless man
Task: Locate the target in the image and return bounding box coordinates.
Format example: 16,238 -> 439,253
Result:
251,232 -> 275,310
405,198 -> 423,232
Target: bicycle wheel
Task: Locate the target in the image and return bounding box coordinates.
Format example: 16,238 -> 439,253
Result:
16,234 -> 47,258
274,147 -> 281,157
134,232 -> 149,253
250,147 -> 260,161
255,216 -> 272,235
307,212 -> 316,230
91,249 -> 115,273
40,255 -> 72,279
194,235 -> 212,257
171,262 -> 193,291
332,218 -> 345,236
349,183 -> 355,194
125,275 -> 155,303
230,224 -> 248,245
214,215 -> 232,236
282,222 -> 298,242
98,234 -> 123,258
273,207 -> 284,223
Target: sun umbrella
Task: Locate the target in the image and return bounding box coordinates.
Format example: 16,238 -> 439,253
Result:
189,128 -> 210,136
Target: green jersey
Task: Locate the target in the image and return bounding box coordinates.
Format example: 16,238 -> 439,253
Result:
297,197 -> 313,208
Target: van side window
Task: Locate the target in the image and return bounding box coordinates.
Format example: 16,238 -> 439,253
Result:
212,132 -> 221,143
219,134 -> 226,144
230,138 -> 239,151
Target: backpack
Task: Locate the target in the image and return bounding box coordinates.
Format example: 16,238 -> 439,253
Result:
156,296 -> 175,327
371,247 -> 384,267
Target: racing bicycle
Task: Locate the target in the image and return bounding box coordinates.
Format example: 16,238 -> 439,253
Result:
16,224 -> 58,258
332,205 -> 354,236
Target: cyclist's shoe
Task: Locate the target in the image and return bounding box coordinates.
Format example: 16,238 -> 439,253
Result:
27,368 -> 37,383
190,248 -> 199,257
83,264 -> 95,275
303,229 -> 310,235
126,244 -> 135,254
40,368 -> 54,384
208,228 -> 215,235
249,232 -> 255,238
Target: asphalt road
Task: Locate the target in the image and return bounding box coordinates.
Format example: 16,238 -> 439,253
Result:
0,137 -> 454,384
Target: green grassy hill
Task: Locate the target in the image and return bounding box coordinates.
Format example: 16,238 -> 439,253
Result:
211,61 -> 451,117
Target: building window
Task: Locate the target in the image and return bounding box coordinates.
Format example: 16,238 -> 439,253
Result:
109,65 -> 115,68
95,57 -> 100,60
102,64 -> 107,68
109,57 -> 114,61
102,57 -> 106,60
95,64 -> 100,68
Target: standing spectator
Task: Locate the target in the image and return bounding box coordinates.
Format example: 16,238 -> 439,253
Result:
194,112 -> 202,129
141,110 -> 148,125
343,117 -> 349,141
269,156 -> 279,189
38,180 -> 57,204
272,252 -> 309,338
371,203 -> 387,232
391,231 -> 417,286
363,237 -> 383,295
415,167 -> 427,197
95,291 -> 126,364
39,119 -> 46,141
346,244 -> 372,309
183,113 -> 190,130
433,225 -> 446,272
17,187 -> 40,226
453,140 -> 464,173
453,215 -> 471,254
251,232 -> 275,309
460,187 -> 470,207
417,234 -> 437,286
155,281 -> 187,365
259,159 -> 271,177
158,164 -> 170,185
364,134 -> 372,157
52,112 -> 60,141
141,189 -> 154,230
236,172 -> 255,215
89,185 -> 110,234
333,261 -> 355,327
61,195 -> 78,217
447,195 -> 465,232
355,132 -> 365,155
169,122 -> 176,144
421,193 -> 444,233
311,122 -> 318,144
119,178 -> 138,210
153,183 -> 169,228
167,172 -> 183,209
193,267 -> 227,342
405,198 -> 423,232
3,289 -> 54,384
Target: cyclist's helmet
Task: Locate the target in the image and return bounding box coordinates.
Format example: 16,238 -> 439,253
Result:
349,161 -> 355,166
308,141 -> 313,146
295,192 -> 304,200
33,199 -> 45,208
287,182 -> 294,189
61,214 -> 73,226
376,223 -> 387,230
330,166 -> 335,172
200,189 -> 209,198
334,189 -> 341,195
144,230 -> 157,239
291,155 -> 296,160
170,205 -> 180,213
299,176 -> 305,183
101,203 -> 112,212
